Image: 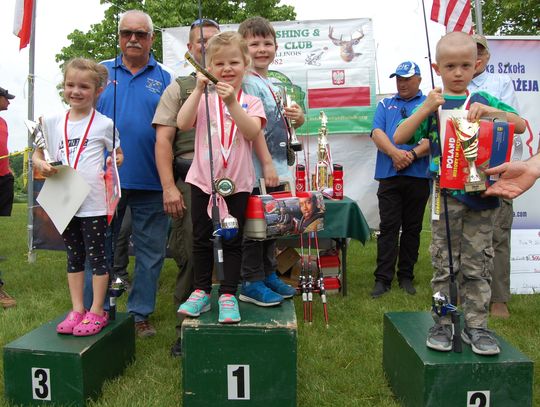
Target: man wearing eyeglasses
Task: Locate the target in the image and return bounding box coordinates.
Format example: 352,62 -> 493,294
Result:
96,10 -> 173,338
153,18 -> 220,356
370,61 -> 430,298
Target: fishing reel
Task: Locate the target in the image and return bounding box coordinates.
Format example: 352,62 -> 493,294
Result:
431,291 -> 457,317
214,214 -> 239,240
108,276 -> 128,320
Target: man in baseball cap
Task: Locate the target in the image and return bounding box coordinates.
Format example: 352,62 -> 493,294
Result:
389,61 -> 421,78
0,87 -> 15,100
370,60 -> 430,298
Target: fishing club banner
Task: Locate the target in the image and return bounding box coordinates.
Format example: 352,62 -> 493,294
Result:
162,18 -> 377,135
487,37 -> 540,293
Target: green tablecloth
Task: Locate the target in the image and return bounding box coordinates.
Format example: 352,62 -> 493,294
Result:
318,196 -> 370,244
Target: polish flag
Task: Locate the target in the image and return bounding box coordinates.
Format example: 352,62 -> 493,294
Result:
13,0 -> 34,50
431,0 -> 473,34
307,68 -> 370,109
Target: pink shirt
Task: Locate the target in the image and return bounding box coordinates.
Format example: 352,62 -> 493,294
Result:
186,91 -> 266,194
0,118 -> 10,176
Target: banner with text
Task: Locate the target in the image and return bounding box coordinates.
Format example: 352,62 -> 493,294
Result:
488,37 -> 540,293
162,18 -> 377,136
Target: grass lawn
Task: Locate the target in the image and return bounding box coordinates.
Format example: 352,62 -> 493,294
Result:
1,203 -> 539,406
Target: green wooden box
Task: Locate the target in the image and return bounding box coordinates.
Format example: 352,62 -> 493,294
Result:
182,294 -> 297,407
4,312 -> 135,406
383,312 -> 533,407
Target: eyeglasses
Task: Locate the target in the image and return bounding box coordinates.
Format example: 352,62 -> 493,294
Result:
400,107 -> 408,119
119,30 -> 152,40
190,18 -> 220,30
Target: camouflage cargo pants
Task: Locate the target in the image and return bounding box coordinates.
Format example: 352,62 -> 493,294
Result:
430,196 -> 496,329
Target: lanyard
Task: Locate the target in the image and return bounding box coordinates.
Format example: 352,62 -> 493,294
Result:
250,71 -> 291,136
63,109 -> 96,169
215,90 -> 243,168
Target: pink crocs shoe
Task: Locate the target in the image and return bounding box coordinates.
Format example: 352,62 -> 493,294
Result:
73,311 -> 109,337
56,311 -> 85,334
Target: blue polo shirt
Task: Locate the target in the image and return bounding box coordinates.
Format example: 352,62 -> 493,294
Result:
371,91 -> 429,180
97,54 -> 172,190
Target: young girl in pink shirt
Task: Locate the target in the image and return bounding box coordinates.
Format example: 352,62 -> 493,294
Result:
176,31 -> 266,323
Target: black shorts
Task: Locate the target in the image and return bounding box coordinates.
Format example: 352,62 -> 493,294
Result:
0,173 -> 14,216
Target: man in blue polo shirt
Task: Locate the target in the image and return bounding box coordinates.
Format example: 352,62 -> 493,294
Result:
370,61 -> 430,298
97,9 -> 172,337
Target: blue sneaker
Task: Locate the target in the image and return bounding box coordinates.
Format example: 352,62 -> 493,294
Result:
239,280 -> 283,307
264,272 -> 297,299
177,289 -> 211,317
218,294 -> 241,324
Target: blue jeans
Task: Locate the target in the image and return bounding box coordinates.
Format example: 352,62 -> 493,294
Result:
84,189 -> 168,322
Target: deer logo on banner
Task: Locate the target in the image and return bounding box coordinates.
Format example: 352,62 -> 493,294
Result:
328,26 -> 364,62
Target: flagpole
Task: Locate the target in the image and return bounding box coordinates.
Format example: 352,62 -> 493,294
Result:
474,0 -> 483,34
420,0 -> 436,88
27,0 -> 37,263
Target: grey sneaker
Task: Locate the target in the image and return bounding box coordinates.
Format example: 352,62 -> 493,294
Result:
461,327 -> 500,355
426,323 -> 452,351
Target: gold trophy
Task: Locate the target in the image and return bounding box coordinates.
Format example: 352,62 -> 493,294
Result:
314,111 -> 331,190
450,116 -> 485,193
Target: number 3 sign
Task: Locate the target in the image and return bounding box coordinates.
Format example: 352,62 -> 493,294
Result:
32,367 -> 51,401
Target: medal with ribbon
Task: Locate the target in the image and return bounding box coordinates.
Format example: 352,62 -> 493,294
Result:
214,91 -> 244,196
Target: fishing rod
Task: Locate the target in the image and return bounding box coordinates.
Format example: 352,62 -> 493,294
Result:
196,0 -> 225,281
298,232 -> 308,322
421,0 -> 461,352
312,231 -> 329,327
107,2 -> 127,320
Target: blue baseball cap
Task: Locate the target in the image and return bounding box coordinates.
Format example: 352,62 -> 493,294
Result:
389,61 -> 421,78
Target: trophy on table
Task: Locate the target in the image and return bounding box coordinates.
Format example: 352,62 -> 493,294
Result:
450,116 -> 485,193
25,119 -> 62,167
314,111 -> 331,190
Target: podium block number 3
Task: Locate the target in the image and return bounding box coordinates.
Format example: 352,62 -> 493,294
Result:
227,365 -> 250,400
467,391 -> 490,407
31,367 -> 51,401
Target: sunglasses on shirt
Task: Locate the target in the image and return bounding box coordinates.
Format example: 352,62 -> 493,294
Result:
400,107 -> 408,119
119,30 -> 152,40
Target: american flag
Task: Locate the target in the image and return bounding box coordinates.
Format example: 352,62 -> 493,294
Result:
431,0 -> 473,34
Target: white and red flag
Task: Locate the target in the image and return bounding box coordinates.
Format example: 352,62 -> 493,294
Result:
307,68 -> 371,109
13,0 -> 34,50
431,0 -> 473,34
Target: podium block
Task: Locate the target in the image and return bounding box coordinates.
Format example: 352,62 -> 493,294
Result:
4,312 -> 135,406
182,294 -> 297,406
383,312 -> 533,407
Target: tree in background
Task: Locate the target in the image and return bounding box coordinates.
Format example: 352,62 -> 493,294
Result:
475,0 -> 539,35
56,0 -> 296,66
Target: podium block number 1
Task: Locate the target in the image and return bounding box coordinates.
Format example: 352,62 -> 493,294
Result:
227,364 -> 250,400
31,367 -> 51,401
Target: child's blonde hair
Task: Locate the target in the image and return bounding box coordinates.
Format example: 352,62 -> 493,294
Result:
206,31 -> 251,67
63,58 -> 109,91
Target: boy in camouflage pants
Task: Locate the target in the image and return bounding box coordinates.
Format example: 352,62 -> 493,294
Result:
394,32 -> 526,355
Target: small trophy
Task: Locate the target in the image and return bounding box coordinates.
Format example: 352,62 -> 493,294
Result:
25,119 -> 62,166
283,92 -> 303,152
450,117 -> 485,193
